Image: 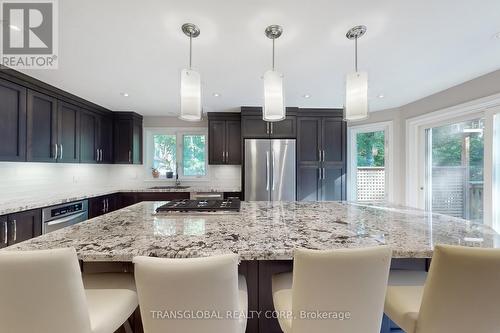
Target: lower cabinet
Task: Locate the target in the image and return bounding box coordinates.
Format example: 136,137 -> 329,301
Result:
297,165 -> 345,201
117,192 -> 191,210
0,209 -> 42,248
89,194 -> 118,218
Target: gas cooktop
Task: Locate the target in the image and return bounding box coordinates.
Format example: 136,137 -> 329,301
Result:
155,199 -> 241,214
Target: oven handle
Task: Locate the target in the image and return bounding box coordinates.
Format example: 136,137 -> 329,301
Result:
46,212 -> 87,226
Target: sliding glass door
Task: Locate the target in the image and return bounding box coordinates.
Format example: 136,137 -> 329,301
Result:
425,118 -> 484,223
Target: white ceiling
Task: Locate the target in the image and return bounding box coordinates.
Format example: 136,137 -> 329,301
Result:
21,0 -> 500,116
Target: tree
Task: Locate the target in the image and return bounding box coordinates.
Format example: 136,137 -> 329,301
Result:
356,131 -> 385,167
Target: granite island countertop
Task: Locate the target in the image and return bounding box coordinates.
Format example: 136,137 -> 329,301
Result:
5,201 -> 500,260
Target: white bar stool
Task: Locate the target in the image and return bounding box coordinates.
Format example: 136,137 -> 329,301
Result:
272,246 -> 392,333
384,244 -> 500,333
0,248 -> 138,333
133,254 -> 248,333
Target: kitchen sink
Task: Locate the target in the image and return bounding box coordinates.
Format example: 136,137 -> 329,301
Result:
149,186 -> 191,190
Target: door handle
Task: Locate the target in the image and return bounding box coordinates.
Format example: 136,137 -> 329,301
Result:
129,150 -> 132,163
46,212 -> 87,226
103,199 -> 106,213
106,198 -> 109,212
266,151 -> 270,191
100,149 -> 103,162
54,143 -> 58,160
12,220 -> 16,243
266,123 -> 270,135
270,123 -> 273,135
322,150 -> 325,162
60,144 -> 63,160
3,221 -> 7,245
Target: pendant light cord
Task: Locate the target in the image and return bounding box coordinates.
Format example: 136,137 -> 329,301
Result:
354,37 -> 358,72
189,34 -> 193,70
272,38 -> 275,71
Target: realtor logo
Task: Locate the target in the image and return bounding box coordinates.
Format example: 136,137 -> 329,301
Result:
1,0 -> 58,69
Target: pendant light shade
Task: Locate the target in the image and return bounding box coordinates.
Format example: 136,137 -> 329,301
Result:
345,25 -> 368,122
179,23 -> 202,122
263,25 -> 285,122
180,69 -> 202,121
345,71 -> 368,121
263,69 -> 285,122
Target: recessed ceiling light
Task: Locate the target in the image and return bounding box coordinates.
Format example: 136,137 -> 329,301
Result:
303,94 -> 311,99
9,25 -> 20,31
212,93 -> 220,97
378,94 -> 385,99
494,32 -> 500,39
120,92 -> 129,97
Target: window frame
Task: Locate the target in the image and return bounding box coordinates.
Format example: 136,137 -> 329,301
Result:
144,127 -> 209,181
406,92 -> 500,231
347,121 -> 394,203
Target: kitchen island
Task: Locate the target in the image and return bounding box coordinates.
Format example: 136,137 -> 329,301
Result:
5,201 -> 500,333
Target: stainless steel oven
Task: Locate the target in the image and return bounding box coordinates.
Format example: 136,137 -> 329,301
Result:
42,200 -> 88,234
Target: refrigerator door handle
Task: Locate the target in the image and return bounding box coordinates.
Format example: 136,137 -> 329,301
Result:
266,151 -> 270,191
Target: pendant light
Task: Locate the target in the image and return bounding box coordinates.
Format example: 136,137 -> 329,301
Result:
345,25 -> 368,121
263,25 -> 285,122
179,23 -> 202,121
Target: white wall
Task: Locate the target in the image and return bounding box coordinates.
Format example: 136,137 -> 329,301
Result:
0,162 -> 143,202
350,69 -> 500,205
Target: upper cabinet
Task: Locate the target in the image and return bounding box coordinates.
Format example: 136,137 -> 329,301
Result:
0,78 -> 26,161
57,101 -> 80,163
113,112 -> 143,164
26,89 -> 58,162
0,69 -> 143,165
208,113 -> 241,165
241,107 -> 296,139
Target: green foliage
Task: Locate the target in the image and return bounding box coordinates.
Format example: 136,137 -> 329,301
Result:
153,135 -> 176,173
356,131 -> 385,167
431,119 -> 484,181
183,135 -> 206,176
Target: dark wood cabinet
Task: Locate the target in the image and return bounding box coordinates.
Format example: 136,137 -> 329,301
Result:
6,209 -> 42,246
97,115 -> 113,163
241,107 -> 296,139
297,110 -> 346,202
208,113 -> 241,165
0,78 -> 26,161
0,215 -> 7,249
89,194 -> 117,218
114,112 -> 143,164
57,101 -> 80,163
80,109 -> 98,163
27,90 -> 58,162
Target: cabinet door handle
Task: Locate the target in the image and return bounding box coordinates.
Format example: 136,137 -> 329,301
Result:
54,144 -> 58,160
103,199 -> 106,213
128,150 -> 132,163
322,150 -> 325,162
3,221 -> 7,245
12,220 -> 16,243
106,198 -> 109,212
60,144 -> 63,160
266,123 -> 269,135
270,123 -> 273,135
100,149 -> 103,162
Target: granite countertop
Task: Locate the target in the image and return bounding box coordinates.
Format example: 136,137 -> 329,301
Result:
5,201 -> 499,260
0,185 -> 241,216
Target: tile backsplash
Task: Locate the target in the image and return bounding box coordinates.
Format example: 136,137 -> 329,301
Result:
0,162 -> 241,203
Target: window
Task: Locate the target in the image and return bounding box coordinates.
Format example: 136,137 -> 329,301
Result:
146,128 -> 208,179
425,119 -> 484,223
348,122 -> 393,203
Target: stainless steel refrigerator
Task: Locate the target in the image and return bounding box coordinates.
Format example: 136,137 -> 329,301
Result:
244,139 -> 296,201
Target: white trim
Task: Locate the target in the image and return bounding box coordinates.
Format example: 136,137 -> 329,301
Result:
405,93 -> 500,228
144,127 -> 209,181
347,121 -> 394,203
